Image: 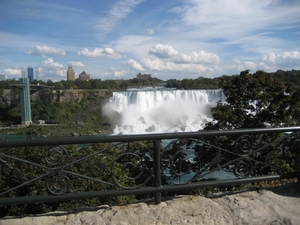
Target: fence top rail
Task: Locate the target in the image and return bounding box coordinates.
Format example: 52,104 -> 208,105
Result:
0,126 -> 300,148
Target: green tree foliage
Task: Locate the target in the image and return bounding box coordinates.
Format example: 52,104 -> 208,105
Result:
165,70 -> 300,90
206,70 -> 300,130
0,104 -> 21,126
202,70 -> 299,179
0,143 -> 140,216
166,77 -> 221,89
0,79 -> 19,89
51,79 -> 130,90
273,69 -> 300,85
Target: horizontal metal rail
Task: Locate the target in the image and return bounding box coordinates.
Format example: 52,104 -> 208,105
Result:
1,126 -> 300,147
0,173 -> 297,206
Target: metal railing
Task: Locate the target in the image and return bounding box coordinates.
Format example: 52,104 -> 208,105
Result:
0,126 -> 299,206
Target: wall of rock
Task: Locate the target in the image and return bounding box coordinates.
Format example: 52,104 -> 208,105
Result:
0,89 -> 110,105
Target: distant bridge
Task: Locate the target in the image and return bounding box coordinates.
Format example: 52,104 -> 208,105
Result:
11,83 -> 53,91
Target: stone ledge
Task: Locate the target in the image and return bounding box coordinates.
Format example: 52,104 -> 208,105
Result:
1,183 -> 299,225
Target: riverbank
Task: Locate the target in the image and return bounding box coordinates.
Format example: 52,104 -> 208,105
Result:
1,182 -> 299,225
0,124 -> 112,138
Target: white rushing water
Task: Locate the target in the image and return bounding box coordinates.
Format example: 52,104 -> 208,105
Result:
103,89 -> 225,134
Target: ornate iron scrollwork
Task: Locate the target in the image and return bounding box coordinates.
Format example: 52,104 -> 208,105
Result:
0,157 -> 23,180
235,135 -> 253,155
46,174 -> 70,195
234,158 -> 252,178
44,146 -> 69,168
162,140 -> 201,184
112,142 -> 154,189
0,129 -> 298,206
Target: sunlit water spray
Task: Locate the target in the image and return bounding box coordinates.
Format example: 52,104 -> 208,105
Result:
103,89 -> 225,134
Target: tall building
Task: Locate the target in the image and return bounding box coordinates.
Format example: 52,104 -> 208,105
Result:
0,74 -> 6,81
28,66 -> 34,82
21,67 -> 26,78
67,65 -> 75,81
34,67 -> 39,81
21,67 -> 39,82
79,71 -> 90,81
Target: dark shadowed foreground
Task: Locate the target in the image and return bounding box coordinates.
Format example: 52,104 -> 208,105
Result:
0,183 -> 299,225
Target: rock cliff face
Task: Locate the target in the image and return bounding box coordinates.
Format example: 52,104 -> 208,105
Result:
0,183 -> 299,225
57,90 -> 85,102
0,90 -> 19,105
0,89 -> 110,105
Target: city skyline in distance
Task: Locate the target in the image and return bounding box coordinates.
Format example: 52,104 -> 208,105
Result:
0,0 -> 299,82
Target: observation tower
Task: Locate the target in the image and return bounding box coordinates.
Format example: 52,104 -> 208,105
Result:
18,78 -> 32,125
11,78 -> 52,126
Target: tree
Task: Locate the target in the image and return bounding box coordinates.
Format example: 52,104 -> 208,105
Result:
0,143 -> 138,216
166,79 -> 182,89
119,81 -> 129,90
46,79 -> 54,87
200,70 -> 300,181
205,70 -> 300,130
90,79 -> 102,89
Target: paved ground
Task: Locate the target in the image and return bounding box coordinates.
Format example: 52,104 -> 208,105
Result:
0,183 -> 299,225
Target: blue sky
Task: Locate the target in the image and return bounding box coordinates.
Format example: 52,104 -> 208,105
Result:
0,0 -> 299,81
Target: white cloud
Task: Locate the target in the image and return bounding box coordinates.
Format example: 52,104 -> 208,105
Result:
227,59 -> 257,74
37,58 -> 65,81
68,61 -> 85,67
41,58 -> 64,69
147,29 -> 154,35
140,58 -> 212,73
110,67 -> 127,77
77,47 -> 122,59
282,51 -> 300,59
4,68 -> 21,75
121,43 -> 223,77
141,58 -> 172,70
26,45 -> 66,56
125,59 -> 145,71
176,51 -> 220,64
1,1 -> 299,81
261,53 -> 277,64
261,51 -> 300,67
112,35 -> 154,58
148,44 -> 219,65
132,44 -> 221,74
170,0 -> 300,40
95,0 -> 146,38
149,44 -> 179,58
115,35 -> 153,48
226,51 -> 300,75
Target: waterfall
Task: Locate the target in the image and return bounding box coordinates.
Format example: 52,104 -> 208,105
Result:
103,89 -> 225,134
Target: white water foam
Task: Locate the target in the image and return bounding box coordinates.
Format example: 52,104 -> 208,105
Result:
103,89 -> 225,134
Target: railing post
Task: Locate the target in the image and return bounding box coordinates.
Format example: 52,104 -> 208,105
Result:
296,136 -> 300,184
153,139 -> 162,204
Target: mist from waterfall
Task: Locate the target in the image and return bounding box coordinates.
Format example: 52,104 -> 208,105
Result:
103,89 -> 225,134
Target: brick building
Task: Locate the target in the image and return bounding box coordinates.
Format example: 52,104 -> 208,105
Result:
137,73 -> 151,80
79,71 -> 90,81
